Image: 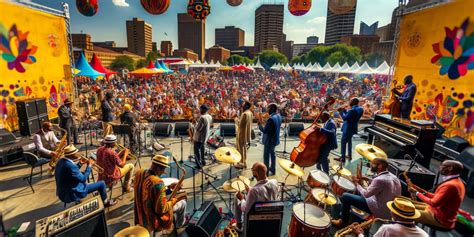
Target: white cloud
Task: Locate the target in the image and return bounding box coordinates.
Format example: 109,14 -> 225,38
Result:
112,0 -> 129,7
306,16 -> 326,25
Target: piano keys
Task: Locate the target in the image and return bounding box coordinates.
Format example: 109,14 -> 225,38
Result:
365,114 -> 439,168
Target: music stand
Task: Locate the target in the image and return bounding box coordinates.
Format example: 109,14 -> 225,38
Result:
112,124 -> 132,146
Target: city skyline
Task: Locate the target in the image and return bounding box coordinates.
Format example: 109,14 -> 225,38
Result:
33,0 -> 398,49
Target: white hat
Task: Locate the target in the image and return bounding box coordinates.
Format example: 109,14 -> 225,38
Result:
103,135 -> 117,144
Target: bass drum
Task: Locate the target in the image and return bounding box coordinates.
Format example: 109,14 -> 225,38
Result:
288,203 -> 331,237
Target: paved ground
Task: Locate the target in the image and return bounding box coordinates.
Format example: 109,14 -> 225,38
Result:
0,123 -> 472,237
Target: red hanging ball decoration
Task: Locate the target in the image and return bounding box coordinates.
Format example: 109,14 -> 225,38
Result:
187,0 -> 211,21
226,0 -> 242,7
140,0 -> 171,15
76,0 -> 98,17
328,0 -> 357,15
288,0 -> 312,16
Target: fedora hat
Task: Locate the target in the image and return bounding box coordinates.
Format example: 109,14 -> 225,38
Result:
63,144 -> 79,157
387,198 -> 421,220
103,135 -> 117,144
152,154 -> 169,168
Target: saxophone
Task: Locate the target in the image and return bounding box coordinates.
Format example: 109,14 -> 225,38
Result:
403,170 -> 418,200
335,218 -> 391,237
49,126 -> 68,170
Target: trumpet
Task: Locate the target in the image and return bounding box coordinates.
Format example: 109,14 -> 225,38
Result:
116,143 -> 136,161
335,218 -> 392,237
79,156 -> 104,174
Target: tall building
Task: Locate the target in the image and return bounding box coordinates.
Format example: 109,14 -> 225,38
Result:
376,24 -> 392,41
126,18 -> 152,57
72,33 -> 94,50
215,26 -> 244,51
292,43 -> 320,58
360,21 -> 378,35
152,42 -> 158,52
178,13 -> 205,61
206,45 -> 231,63
254,4 -> 284,53
161,41 -> 173,57
307,36 -> 319,44
173,48 -> 199,62
324,2 -> 357,45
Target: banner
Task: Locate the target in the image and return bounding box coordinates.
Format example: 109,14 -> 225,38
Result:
394,0 -> 474,144
0,1 -> 73,131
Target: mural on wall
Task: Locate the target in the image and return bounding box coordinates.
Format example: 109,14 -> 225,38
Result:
394,0 -> 474,144
0,2 -> 73,131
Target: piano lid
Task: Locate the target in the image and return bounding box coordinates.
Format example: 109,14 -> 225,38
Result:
375,114 -> 435,130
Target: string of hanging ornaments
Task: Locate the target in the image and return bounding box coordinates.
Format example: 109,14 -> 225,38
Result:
288,0 -> 312,16
76,0 -> 98,17
226,0 -> 243,7
140,0 -> 171,15
187,0 -> 211,21
328,0 -> 357,14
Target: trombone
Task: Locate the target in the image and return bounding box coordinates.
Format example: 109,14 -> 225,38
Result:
116,143 -> 138,161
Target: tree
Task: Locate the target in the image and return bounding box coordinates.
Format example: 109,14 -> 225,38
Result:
290,56 -> 302,65
146,51 -> 161,62
225,54 -> 253,66
110,55 -> 135,71
303,43 -> 363,66
135,59 -> 147,68
364,52 -> 386,67
257,50 -> 288,67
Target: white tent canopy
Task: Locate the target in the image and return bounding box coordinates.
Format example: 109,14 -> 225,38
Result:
374,61 -> 391,75
356,62 -> 375,74
330,62 -> 341,73
338,63 -> 350,73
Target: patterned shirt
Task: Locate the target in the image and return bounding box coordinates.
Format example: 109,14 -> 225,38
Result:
96,146 -> 122,186
134,169 -> 176,231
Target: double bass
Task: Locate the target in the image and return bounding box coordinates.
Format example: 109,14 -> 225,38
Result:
290,97 -> 336,167
382,80 -> 402,117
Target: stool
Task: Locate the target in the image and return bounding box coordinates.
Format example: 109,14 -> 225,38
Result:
421,224 -> 453,237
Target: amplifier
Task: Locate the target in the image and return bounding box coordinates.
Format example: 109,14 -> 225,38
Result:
288,122 -> 304,136
220,123 -> 236,137
444,136 -> 469,152
387,159 -> 436,194
0,128 -> 16,146
186,201 -> 221,237
175,122 -> 190,136
35,197 -> 107,237
253,201 -> 285,212
246,201 -> 284,237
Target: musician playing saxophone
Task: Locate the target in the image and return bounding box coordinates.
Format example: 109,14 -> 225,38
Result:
352,198 -> 428,237
33,122 -> 60,159
134,155 -> 187,232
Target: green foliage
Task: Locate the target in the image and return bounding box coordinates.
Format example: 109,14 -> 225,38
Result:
364,52 -> 386,67
225,54 -> 253,66
290,56 -> 302,65
257,50 -> 288,67
110,55 -> 135,71
135,59 -> 147,69
146,51 -> 161,62
291,44 -> 363,66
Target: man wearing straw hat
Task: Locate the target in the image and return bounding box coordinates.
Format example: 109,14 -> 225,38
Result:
55,144 -> 117,207
134,154 -> 187,232
353,198 -> 428,236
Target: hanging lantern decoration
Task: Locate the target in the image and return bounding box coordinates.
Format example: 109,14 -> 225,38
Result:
187,0 -> 211,21
76,0 -> 98,17
288,0 -> 312,16
226,0 -> 242,7
328,0 -> 357,15
140,0 -> 171,15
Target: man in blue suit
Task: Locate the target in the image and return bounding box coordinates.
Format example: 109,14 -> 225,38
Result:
317,112 -> 338,173
258,104 -> 282,176
55,144 -> 116,206
394,75 -> 417,120
336,98 -> 364,163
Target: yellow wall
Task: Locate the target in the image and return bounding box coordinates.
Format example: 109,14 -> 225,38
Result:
394,0 -> 474,144
0,1 -> 73,131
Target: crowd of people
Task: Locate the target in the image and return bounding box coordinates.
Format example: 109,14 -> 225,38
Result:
76,70 -> 389,122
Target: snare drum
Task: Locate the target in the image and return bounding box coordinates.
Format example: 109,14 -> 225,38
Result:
307,170 -> 330,188
305,188 -> 337,208
288,203 -> 331,237
331,175 -> 355,196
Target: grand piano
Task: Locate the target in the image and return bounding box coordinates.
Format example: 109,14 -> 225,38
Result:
365,114 -> 439,168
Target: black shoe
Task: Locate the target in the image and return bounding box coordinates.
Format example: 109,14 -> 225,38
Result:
201,160 -> 207,166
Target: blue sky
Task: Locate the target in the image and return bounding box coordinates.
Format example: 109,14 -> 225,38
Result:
32,0 -> 398,48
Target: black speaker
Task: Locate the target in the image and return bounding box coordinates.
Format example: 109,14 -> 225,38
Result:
154,123 -> 172,137
288,122 -> 304,136
220,123 -> 235,137
186,201 -> 221,237
16,99 -> 38,120
0,128 -> 16,146
246,201 -> 284,237
19,117 -> 40,136
444,136 -> 469,152
37,114 -> 49,126
387,159 -> 436,195
35,98 -> 48,115
174,122 -> 190,136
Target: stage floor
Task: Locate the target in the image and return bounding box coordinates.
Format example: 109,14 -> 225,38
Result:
0,124 -> 472,237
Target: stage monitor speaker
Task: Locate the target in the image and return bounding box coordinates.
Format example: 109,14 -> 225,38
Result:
35,98 -> 48,115
388,159 -> 436,196
220,123 -> 236,137
246,201 -> 284,237
154,123 -> 172,137
19,117 -> 40,136
288,122 -> 304,136
174,122 -> 190,136
186,201 -> 221,237
444,136 -> 469,152
16,99 -> 38,120
0,128 -> 16,146
37,114 -> 49,126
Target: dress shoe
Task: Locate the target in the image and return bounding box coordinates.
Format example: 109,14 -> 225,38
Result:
331,219 -> 346,228
105,199 -> 118,207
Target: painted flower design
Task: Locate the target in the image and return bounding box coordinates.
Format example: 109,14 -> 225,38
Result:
0,23 -> 37,73
431,18 -> 474,80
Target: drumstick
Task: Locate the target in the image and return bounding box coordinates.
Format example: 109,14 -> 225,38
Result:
236,176 -> 251,190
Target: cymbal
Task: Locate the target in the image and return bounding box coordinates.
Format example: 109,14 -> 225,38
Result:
230,176 -> 251,192
114,226 -> 150,237
215,147 -> 241,164
311,188 -> 337,206
278,159 -> 304,177
331,164 -> 352,177
355,144 -> 388,161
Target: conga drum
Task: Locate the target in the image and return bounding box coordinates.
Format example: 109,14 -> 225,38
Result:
288,203 -> 331,237
331,175 -> 355,196
307,170 -> 330,188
